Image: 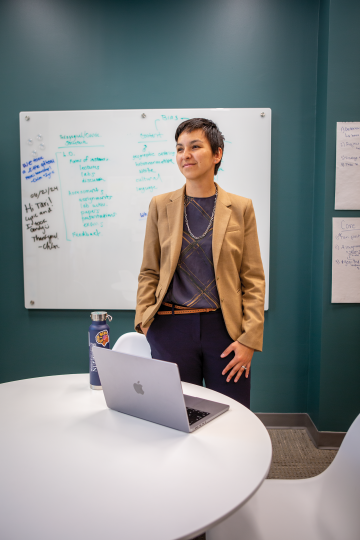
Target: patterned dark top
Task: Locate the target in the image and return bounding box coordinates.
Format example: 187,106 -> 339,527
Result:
164,194 -> 220,309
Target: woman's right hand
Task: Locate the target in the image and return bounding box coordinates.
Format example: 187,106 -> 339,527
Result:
140,323 -> 148,337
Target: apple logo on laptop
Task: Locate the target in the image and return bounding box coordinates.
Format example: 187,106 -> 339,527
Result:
133,381 -> 144,395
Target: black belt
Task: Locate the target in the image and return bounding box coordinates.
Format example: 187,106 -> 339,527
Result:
157,302 -> 219,315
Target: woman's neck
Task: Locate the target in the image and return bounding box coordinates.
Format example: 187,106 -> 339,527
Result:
185,179 -> 216,198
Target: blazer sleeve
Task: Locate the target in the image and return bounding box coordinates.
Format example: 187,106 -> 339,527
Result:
134,197 -> 161,332
237,200 -> 265,351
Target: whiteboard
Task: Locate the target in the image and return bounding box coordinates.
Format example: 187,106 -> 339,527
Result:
20,108 -> 271,310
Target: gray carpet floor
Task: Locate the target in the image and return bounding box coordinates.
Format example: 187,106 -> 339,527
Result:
195,428 -> 338,540
267,428 -> 338,479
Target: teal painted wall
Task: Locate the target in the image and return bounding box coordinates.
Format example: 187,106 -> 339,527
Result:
2,0 -> 358,430
308,0 -> 330,430
309,0 -> 360,432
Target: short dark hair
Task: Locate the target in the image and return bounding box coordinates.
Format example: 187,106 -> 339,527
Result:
175,118 -> 225,175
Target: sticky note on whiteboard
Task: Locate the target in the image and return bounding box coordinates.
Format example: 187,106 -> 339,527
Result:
332,218 -> 360,303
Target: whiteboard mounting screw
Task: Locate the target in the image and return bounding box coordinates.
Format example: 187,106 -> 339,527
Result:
30,300 -> 35,305
141,113 -> 146,118
260,112 -> 265,117
25,116 -> 30,121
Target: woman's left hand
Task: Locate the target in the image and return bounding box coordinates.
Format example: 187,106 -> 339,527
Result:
221,342 -> 254,382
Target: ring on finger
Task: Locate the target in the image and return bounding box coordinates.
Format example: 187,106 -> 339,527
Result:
242,365 -> 247,370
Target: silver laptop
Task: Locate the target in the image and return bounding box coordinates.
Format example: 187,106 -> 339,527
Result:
93,348 -> 229,433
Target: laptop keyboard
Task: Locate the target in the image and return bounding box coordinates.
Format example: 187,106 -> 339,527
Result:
186,408 -> 210,426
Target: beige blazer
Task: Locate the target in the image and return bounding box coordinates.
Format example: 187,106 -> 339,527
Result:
135,183 -> 265,351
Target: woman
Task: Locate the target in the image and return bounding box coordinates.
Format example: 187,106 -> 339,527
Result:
135,118 -> 265,408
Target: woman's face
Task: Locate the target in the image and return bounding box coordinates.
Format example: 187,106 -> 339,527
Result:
176,129 -> 222,181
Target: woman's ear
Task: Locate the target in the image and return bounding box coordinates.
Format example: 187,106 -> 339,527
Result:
214,147 -> 223,163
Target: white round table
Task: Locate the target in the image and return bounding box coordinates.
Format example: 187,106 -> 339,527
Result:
0,374 -> 272,540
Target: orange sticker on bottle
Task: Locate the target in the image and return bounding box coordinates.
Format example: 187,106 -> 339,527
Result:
95,330 -> 109,347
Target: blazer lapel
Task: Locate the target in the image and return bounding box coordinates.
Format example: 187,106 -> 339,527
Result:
166,185 -> 185,278
212,184 -> 231,274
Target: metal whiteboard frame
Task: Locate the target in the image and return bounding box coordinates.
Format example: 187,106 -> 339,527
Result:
20,108 -> 271,310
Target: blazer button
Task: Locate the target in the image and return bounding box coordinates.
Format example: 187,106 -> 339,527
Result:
221,298 -> 224,303
217,277 -> 219,281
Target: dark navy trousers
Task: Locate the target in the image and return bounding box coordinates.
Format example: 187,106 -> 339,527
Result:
146,309 -> 251,408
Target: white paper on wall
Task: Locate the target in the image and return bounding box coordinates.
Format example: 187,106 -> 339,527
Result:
335,122 -> 360,210
332,218 -> 360,303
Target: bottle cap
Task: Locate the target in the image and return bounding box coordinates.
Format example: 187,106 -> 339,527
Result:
90,311 -> 112,322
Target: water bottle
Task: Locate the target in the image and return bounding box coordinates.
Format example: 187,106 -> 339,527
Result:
89,311 -> 112,390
